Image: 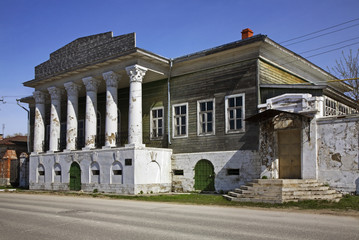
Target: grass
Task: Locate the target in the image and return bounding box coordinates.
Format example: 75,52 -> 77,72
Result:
104,193 -> 359,211
7,190 -> 359,212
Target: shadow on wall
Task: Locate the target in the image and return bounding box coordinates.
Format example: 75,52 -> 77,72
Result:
356,177 -> 359,195
215,151 -> 260,192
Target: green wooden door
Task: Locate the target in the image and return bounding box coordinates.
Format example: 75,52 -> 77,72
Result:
69,162 -> 81,191
194,160 -> 215,191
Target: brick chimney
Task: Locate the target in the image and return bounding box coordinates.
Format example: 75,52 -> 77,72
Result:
242,28 -> 253,39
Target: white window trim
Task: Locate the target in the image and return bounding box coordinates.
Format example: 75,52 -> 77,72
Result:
197,98 -> 215,136
225,93 -> 245,134
172,102 -> 189,139
150,106 -> 164,140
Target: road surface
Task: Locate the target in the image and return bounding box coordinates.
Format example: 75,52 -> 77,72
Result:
0,193 -> 358,240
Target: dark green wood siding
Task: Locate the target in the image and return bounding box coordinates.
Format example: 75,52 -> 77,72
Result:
169,59 -> 259,154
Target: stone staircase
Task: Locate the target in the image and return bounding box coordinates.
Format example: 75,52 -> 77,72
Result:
223,179 -> 342,204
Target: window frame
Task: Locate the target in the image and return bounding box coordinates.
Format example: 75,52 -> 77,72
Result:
150,106 -> 164,140
197,98 -> 215,136
172,103 -> 189,139
225,93 -> 245,134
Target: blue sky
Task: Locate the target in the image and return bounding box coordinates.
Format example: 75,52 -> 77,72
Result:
1,0 -> 359,136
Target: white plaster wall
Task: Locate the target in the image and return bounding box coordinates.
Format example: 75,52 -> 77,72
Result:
172,150 -> 260,192
133,147 -> 172,194
28,147 -> 172,194
317,116 -> 359,193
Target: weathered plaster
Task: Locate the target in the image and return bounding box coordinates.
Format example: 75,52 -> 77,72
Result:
317,116 -> 359,193
172,150 -> 260,192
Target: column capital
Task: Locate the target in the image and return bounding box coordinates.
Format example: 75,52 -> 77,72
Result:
83,76 -> 100,92
103,71 -> 120,88
33,91 -> 47,104
47,86 -> 64,101
126,65 -> 148,83
64,82 -> 81,96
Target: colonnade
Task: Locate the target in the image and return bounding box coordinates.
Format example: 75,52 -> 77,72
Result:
32,64 -> 147,153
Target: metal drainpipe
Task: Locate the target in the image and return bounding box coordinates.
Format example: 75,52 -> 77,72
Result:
167,59 -> 173,145
16,99 -> 30,153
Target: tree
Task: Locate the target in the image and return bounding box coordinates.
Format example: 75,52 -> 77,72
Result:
330,49 -> 359,109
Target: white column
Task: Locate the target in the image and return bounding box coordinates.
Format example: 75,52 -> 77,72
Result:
82,77 -> 100,149
47,87 -> 63,152
102,71 -> 120,148
33,91 -> 46,153
64,82 -> 81,151
126,65 -> 147,147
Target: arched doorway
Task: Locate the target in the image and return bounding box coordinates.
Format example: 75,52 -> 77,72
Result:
194,159 -> 215,191
69,162 -> 81,191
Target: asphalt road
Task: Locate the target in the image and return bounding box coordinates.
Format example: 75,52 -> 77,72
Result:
0,193 -> 358,240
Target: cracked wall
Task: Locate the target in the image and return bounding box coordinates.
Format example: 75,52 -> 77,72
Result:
317,116 -> 359,193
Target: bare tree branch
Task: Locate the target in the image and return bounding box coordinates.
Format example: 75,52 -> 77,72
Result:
330,49 -> 359,109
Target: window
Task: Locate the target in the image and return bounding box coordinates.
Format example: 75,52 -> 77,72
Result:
77,119 -> 84,149
173,170 -> 184,175
111,161 -> 123,184
60,122 -> 66,150
197,99 -> 215,136
150,107 -> 164,139
92,170 -> 100,175
227,168 -> 240,175
113,170 -> 122,175
225,94 -> 245,133
173,103 -> 188,138
125,158 -> 132,166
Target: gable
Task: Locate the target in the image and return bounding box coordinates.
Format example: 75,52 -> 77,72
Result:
34,32 -> 136,80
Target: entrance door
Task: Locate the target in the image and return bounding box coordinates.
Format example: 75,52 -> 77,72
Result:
194,159 -> 215,191
69,162 -> 81,191
278,129 -> 301,179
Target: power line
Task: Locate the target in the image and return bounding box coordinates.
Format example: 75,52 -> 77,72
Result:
284,23 -> 359,47
280,17 -> 359,44
299,36 -> 359,55
304,41 -> 359,59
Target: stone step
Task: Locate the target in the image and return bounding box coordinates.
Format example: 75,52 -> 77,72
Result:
223,179 -> 342,204
228,191 -> 242,198
282,186 -> 330,192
